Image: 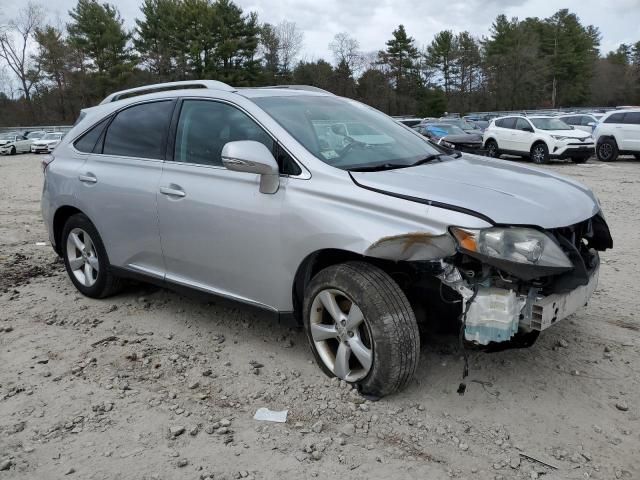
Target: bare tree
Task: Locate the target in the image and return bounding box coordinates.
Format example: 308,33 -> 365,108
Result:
329,32 -> 362,72
0,2 -> 44,118
276,20 -> 303,74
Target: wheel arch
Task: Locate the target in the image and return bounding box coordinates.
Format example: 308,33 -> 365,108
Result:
291,248 -> 419,323
484,137 -> 497,147
52,205 -> 85,255
596,134 -> 618,146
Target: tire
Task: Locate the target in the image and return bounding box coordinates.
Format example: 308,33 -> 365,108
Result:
485,139 -> 500,158
61,213 -> 122,298
10,146 -> 16,155
303,261 -> 420,397
634,154 -> 640,161
596,138 -> 618,162
570,156 -> 589,164
530,142 -> 549,164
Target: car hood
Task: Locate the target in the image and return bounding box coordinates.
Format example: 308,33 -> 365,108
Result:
442,134 -> 483,144
0,140 -> 13,145
34,140 -> 58,145
350,154 -> 600,228
543,129 -> 591,139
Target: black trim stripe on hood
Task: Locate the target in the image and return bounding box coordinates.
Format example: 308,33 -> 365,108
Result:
349,172 -> 496,225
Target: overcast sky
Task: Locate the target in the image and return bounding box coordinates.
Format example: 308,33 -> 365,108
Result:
1,0 -> 639,60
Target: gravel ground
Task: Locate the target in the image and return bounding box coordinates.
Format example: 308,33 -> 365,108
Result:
0,153 -> 638,480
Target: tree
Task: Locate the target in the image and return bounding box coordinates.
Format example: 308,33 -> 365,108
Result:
379,25 -> 419,90
329,32 -> 361,72
292,59 -> 333,90
483,15 -> 547,110
34,25 -> 71,120
134,0 -> 181,79
259,23 -> 280,81
539,9 -> 600,106
0,2 -> 44,119
276,20 -> 303,75
426,30 -> 457,96
67,0 -> 134,96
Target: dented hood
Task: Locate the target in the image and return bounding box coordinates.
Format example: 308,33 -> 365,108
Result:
350,154 -> 600,229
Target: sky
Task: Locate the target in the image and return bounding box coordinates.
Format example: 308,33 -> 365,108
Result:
1,0 -> 639,61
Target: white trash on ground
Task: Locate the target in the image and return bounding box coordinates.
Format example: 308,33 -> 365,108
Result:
253,407 -> 288,423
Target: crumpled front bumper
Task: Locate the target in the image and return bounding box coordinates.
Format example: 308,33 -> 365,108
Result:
524,266 -> 599,331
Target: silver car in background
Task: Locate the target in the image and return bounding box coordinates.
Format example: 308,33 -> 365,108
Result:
41,81 -> 612,397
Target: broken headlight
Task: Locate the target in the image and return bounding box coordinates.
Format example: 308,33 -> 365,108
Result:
450,227 -> 573,279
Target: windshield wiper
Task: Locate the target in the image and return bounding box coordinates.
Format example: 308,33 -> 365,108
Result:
408,152 -> 459,167
347,163 -> 408,172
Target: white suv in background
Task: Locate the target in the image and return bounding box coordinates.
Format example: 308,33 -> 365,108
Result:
593,109 -> 640,162
558,113 -> 599,134
483,115 -> 594,164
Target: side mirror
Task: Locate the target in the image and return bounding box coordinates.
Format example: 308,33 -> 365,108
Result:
587,122 -> 596,127
221,140 -> 280,194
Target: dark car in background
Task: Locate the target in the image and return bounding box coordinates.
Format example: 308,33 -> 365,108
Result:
437,117 -> 484,135
415,123 -> 485,155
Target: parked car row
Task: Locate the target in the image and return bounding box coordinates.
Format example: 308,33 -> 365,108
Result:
0,131 -> 65,155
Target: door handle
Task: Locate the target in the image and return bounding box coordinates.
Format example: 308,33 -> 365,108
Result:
160,186 -> 186,198
78,174 -> 97,184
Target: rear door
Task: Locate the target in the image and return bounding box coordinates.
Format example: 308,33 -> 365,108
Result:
74,100 -> 175,278
621,112 -> 640,151
496,117 -> 517,150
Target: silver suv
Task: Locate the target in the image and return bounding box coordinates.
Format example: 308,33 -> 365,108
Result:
41,81 -> 612,397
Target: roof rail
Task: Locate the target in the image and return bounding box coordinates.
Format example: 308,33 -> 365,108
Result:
259,85 -> 334,95
99,80 -> 236,105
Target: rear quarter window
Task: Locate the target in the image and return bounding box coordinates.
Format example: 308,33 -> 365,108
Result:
623,112 -> 640,125
604,113 -> 626,124
73,116 -> 112,153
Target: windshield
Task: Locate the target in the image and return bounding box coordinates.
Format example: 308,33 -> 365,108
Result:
252,95 -> 442,170
530,118 -> 572,131
42,133 -> 63,140
441,119 -> 476,130
27,132 -> 45,139
428,124 -> 466,135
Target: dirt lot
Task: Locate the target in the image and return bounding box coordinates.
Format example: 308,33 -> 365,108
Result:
0,153 -> 638,480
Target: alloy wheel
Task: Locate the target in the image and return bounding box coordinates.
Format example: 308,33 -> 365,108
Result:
487,142 -> 497,157
66,228 -> 99,287
599,143 -> 612,160
532,145 -> 546,163
309,289 -> 373,382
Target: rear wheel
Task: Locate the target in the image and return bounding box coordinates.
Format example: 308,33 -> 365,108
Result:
530,142 -> 549,164
485,139 -> 500,158
62,213 -> 122,298
596,138 -> 618,162
303,262 -> 420,397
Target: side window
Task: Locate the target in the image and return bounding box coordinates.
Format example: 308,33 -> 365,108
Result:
73,116 -> 111,153
501,117 -> 516,129
604,113 -> 625,124
580,116 -> 594,126
174,100 -> 273,168
103,101 -> 174,159
623,112 -> 640,124
562,116 -> 578,125
515,118 -> 532,131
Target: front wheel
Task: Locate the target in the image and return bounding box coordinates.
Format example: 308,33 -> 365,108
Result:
530,143 -> 549,164
62,213 -> 122,298
596,139 -> 618,162
10,146 -> 16,155
303,262 -> 420,397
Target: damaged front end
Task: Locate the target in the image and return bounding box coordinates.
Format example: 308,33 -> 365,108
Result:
437,213 -> 612,346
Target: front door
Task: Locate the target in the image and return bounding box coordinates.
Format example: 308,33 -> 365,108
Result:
156,99 -> 286,310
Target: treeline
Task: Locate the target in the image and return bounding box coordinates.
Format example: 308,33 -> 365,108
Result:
1,0 -> 639,126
